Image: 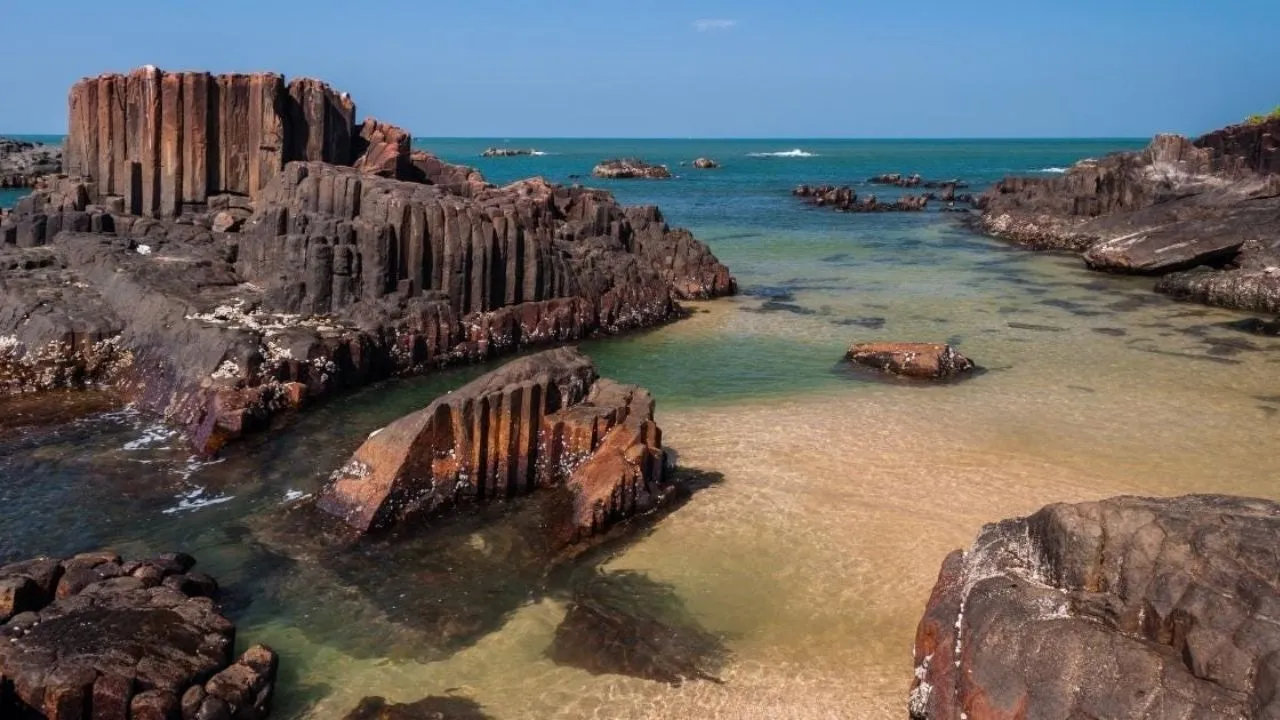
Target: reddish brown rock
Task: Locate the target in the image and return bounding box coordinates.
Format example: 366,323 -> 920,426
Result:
352,118 -> 412,179
845,342 -> 974,380
317,347 -> 674,547
911,495 -> 1280,720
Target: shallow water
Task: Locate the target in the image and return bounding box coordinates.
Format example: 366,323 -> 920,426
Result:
3,139 -> 1280,718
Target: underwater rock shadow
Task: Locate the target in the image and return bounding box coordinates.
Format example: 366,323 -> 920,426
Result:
234,467 -> 726,666
339,694 -> 494,720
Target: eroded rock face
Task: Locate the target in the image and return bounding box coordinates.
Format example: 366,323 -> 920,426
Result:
0,551 -> 277,720
317,347 -> 672,545
592,159 -> 672,179
845,342 -> 975,380
0,138 -> 62,189
910,495 -> 1280,720
2,67 -> 734,452
978,123 -> 1280,312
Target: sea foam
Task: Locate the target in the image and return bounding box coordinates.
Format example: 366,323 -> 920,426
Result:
1036,167 -> 1068,173
748,149 -> 817,158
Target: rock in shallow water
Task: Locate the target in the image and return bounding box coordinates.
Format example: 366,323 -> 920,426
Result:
845,342 -> 975,380
341,695 -> 492,720
0,551 -> 276,720
910,495 -> 1280,719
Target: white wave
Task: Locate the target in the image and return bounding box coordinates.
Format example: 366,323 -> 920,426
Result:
747,149 -> 817,158
1036,167 -> 1068,173
162,487 -> 234,514
530,150 -> 548,156
123,423 -> 179,451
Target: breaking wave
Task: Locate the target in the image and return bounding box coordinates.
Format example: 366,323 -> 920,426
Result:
748,149 -> 817,158
1036,167 -> 1068,173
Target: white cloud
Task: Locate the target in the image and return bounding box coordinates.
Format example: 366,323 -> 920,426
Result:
693,18 -> 737,32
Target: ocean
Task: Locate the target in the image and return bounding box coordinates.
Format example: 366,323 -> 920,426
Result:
5,138 -> 1280,718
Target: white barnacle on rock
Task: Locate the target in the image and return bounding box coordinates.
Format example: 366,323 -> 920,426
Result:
136,244 -> 152,255
0,335 -> 23,359
210,360 -> 241,380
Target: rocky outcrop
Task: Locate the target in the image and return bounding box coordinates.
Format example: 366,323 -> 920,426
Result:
1,67 -> 734,453
869,173 -> 969,190
317,348 -> 671,547
0,550 -> 277,720
978,121 -> 1280,312
692,157 -> 719,169
0,138 -> 62,189
592,159 -> 672,180
845,342 -> 974,380
910,495 -> 1280,720
62,67 -> 356,217
481,147 -> 534,158
793,185 -> 929,212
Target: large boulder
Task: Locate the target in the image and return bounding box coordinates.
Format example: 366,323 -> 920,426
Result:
910,495 -> 1280,720
316,347 -> 672,546
592,159 -> 672,179
845,342 -> 975,380
352,118 -> 412,179
0,551 -> 277,720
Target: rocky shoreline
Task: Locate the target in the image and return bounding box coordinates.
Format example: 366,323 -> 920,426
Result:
0,138 -> 62,189
0,67 -> 735,454
976,120 -> 1280,314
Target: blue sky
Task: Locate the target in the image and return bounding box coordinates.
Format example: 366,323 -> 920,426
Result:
2,0 -> 1277,138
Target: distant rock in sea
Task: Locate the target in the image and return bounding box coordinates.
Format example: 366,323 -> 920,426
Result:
592,158 -> 672,179
481,147 -> 536,157
692,157 -> 719,169
793,184 -> 932,213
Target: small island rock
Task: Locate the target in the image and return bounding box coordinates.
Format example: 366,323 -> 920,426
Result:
592,159 -> 672,179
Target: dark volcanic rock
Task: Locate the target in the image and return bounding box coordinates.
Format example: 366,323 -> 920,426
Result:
910,495 -> 1280,720
793,185 -> 928,213
592,159 -> 672,180
978,122 -> 1280,312
845,342 -> 975,380
869,173 -> 969,190
317,347 -> 672,546
0,551 -> 276,720
3,66 -> 734,452
341,695 -> 492,720
481,147 -> 534,158
0,138 -> 62,189
548,570 -> 727,685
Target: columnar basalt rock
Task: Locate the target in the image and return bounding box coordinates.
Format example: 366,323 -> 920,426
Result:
63,67 -> 358,217
317,347 -> 673,546
910,495 -> 1280,720
0,551 -> 277,720
977,120 -> 1280,312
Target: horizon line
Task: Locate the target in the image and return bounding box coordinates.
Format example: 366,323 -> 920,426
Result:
1,132 -> 1155,142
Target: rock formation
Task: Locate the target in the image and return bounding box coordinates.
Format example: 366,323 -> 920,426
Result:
978,121 -> 1280,313
592,159 -> 672,180
869,173 -> 970,190
0,67 -> 734,453
481,147 -> 534,158
910,495 -> 1280,720
317,347 -> 672,546
0,550 -> 277,720
793,185 -> 929,212
845,342 -> 975,380
692,157 -> 719,169
0,138 -> 62,189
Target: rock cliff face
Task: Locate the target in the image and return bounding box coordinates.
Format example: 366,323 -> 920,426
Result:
317,347 -> 672,548
0,67 -> 735,452
978,122 -> 1280,313
910,495 -> 1280,720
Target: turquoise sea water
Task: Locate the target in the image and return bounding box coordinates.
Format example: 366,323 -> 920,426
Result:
7,137 -> 1280,718
0,133 -> 62,209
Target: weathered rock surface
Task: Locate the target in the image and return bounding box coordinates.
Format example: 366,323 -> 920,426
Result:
845,342 -> 975,380
978,121 -> 1280,312
0,138 -> 62,189
793,185 -> 928,212
2,67 -> 734,452
910,495 -> 1280,720
0,551 -> 277,720
869,173 -> 969,190
548,570 -> 727,685
691,157 -> 719,169
317,347 -> 671,546
480,147 -> 534,158
592,159 -> 672,180
340,695 -> 492,720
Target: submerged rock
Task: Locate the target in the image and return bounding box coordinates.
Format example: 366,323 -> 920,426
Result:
592,159 -> 672,179
978,121 -> 1280,312
341,695 -> 492,720
0,551 -> 277,720
548,570 -> 727,685
910,495 -> 1280,720
317,347 -> 673,548
845,342 -> 975,380
1,66 -> 734,454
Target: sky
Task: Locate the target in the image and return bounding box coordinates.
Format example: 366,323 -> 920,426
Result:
1,0 -> 1277,138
